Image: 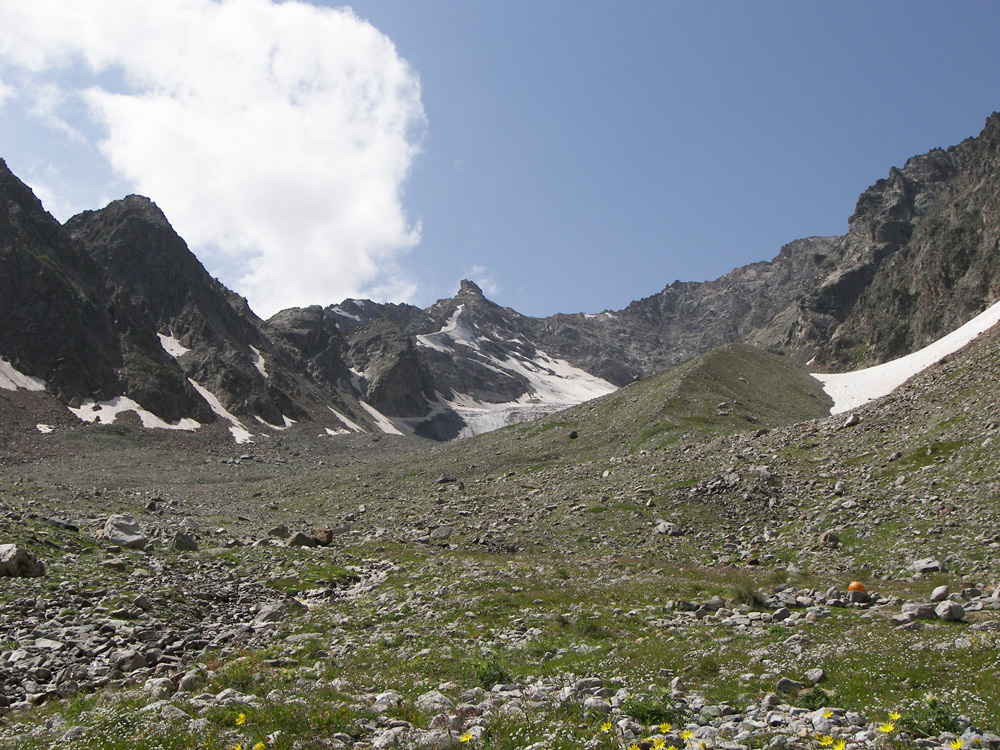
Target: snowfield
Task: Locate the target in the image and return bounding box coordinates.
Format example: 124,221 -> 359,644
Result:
69,396 -> 201,431
813,299 -> 1000,414
0,358 -> 46,392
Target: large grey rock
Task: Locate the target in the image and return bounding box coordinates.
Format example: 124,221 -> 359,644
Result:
930,585 -> 950,602
253,598 -> 307,625
901,602 -> 938,620
143,677 -> 177,700
373,689 -> 404,714
415,690 -> 454,714
172,531 -> 199,552
0,544 -> 45,577
911,558 -> 944,574
102,515 -> 148,550
935,600 -> 966,622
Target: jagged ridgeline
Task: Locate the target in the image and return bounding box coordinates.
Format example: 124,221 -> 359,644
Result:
1,112 -> 999,443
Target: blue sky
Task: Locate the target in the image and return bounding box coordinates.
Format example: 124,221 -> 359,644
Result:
1,2 -> 999,318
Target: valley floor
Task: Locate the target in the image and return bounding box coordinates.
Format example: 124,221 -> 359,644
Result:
2,328 -> 1000,749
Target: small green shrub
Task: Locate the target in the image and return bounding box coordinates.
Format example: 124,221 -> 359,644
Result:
622,689 -> 683,725
475,655 -> 511,689
900,694 -> 962,738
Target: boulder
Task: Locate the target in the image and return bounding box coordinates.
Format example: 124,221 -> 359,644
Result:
935,600 -> 966,622
901,602 -> 938,620
0,544 -> 46,577
655,521 -> 684,536
102,515 -> 148,550
930,585 -> 950,602
911,558 -> 945,574
172,531 -> 199,552
415,690 -> 454,714
253,598 -> 307,625
288,532 -> 318,548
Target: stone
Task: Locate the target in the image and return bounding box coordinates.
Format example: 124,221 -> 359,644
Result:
373,689 -> 404,714
415,690 -> 454,713
310,529 -> 335,546
805,668 -> 825,684
775,677 -> 805,693
901,602 -> 938,620
935,600 -> 966,622
102,515 -> 148,550
111,649 -> 147,673
583,695 -> 612,713
288,532 -> 318,548
429,525 -> 452,541
0,544 -> 46,577
173,531 -> 199,552
268,524 -> 290,539
930,585 -> 950,602
144,677 -> 177,700
161,704 -> 189,720
655,521 -> 684,536
912,558 -> 945,574
253,599 -> 308,625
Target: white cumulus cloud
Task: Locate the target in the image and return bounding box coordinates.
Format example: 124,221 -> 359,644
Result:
0,0 -> 425,317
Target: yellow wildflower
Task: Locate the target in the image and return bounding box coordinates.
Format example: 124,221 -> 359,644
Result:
950,739 -> 965,750
818,735 -> 834,747
601,721 -> 613,733
888,711 -> 902,721
822,710 -> 834,719
653,738 -> 667,750
628,745 -> 641,750
236,712 -> 247,726
833,741 -> 846,750
660,722 -> 672,733
253,743 -> 266,750
878,722 -> 895,734
459,731 -> 473,743
681,729 -> 694,740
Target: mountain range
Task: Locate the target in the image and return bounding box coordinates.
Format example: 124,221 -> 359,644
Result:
2,112 -> 999,444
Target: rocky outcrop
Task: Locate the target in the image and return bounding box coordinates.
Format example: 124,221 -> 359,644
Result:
0,159 -> 124,404
760,112 -> 1000,368
344,318 -> 435,418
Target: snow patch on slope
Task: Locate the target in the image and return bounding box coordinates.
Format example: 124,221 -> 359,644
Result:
69,397 -> 201,431
157,333 -> 190,358
359,401 -> 405,435
813,299 -> 1000,414
249,346 -> 268,378
327,406 -> 364,433
0,358 -> 46,391
416,305 -> 480,353
188,379 -> 253,444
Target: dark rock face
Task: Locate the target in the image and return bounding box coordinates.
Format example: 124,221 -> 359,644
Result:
761,112 -> 1000,369
0,159 -> 124,404
65,196 -> 288,425
344,318 -> 434,418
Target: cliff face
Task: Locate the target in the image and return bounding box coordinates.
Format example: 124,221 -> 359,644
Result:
758,113 -> 1000,369
0,159 -> 125,404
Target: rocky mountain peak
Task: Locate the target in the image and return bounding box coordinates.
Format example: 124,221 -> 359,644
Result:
458,279 -> 483,296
